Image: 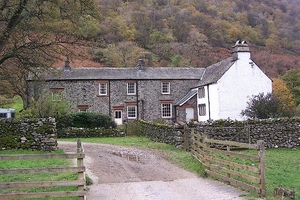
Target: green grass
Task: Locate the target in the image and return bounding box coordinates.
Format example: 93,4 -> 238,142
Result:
0,149 -> 78,200
60,137 -> 300,199
2,95 -> 23,113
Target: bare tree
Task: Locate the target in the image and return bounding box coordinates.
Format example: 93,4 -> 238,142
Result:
0,0 -> 99,108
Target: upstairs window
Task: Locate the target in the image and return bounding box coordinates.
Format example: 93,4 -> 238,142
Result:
198,87 -> 205,98
161,82 -> 170,94
99,82 -> 108,96
198,104 -> 206,116
127,82 -> 136,95
161,103 -> 172,118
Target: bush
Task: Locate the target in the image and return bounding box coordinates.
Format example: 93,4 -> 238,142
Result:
56,112 -> 116,129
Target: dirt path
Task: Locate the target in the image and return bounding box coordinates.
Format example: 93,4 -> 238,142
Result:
58,141 -> 246,200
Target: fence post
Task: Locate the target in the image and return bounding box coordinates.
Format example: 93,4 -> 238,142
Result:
77,138 -> 86,200
183,125 -> 190,151
257,140 -> 266,197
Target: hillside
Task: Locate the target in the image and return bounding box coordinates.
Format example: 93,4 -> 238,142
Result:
70,0 -> 300,78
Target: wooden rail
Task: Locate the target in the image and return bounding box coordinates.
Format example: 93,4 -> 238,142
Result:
0,138 -> 86,200
190,130 -> 266,197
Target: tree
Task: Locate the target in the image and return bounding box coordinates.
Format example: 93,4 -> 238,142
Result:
0,0 -> 99,108
19,89 -> 74,119
272,78 -> 295,112
282,69 -> 300,106
241,93 -> 281,119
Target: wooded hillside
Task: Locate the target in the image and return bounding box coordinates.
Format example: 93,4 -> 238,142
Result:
80,0 -> 300,78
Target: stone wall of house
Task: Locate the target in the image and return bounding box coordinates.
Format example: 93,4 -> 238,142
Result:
0,118 -> 57,151
28,79 -> 199,123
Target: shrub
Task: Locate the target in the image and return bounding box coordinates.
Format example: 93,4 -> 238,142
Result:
56,112 -> 116,129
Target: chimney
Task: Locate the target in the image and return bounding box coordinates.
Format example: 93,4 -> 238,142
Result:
63,57 -> 71,71
232,40 -> 251,60
137,58 -> 145,71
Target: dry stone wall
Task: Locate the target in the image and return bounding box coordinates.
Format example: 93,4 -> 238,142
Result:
197,118 -> 300,148
0,118 -> 57,151
139,118 -> 300,149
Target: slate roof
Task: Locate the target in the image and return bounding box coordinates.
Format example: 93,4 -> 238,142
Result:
196,57 -> 235,87
175,88 -> 198,106
39,67 -> 205,81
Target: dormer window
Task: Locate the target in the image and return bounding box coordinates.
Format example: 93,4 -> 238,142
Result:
161,82 -> 170,94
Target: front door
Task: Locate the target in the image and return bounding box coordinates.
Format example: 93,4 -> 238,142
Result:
186,108 -> 194,122
114,110 -> 123,125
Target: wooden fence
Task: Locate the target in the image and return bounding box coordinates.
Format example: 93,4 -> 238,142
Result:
190,129 -> 266,197
0,139 -> 86,200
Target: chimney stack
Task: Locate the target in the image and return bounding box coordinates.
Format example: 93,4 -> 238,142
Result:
232,40 -> 251,60
63,57 -> 71,71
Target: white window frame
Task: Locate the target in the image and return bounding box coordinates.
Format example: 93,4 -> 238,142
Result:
198,87 -> 205,98
127,105 -> 137,119
127,82 -> 136,95
99,82 -> 107,96
198,104 -> 206,116
161,82 -> 170,94
161,103 -> 172,118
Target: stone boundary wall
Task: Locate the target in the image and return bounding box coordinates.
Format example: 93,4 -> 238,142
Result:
139,120 -> 184,148
139,118 -> 300,149
196,118 -> 300,148
58,127 -> 124,138
0,118 -> 57,152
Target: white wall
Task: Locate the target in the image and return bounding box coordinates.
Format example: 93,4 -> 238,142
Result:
216,53 -> 272,120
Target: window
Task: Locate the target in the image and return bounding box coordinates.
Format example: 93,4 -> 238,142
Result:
0,113 -> 7,118
78,105 -> 89,112
198,104 -> 206,116
99,83 -> 107,95
161,103 -> 172,118
198,87 -> 205,98
161,82 -> 170,94
51,88 -> 64,101
127,82 -> 136,95
127,106 -> 137,119
115,110 -> 122,119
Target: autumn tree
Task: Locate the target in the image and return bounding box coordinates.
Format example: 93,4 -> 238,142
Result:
282,69 -> 300,106
272,78 -> 295,113
0,0 -> 99,108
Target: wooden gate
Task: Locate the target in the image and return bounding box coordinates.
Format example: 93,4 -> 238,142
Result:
0,139 -> 86,199
190,129 -> 266,197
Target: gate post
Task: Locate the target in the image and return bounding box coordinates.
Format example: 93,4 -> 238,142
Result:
257,140 -> 266,197
77,138 -> 86,200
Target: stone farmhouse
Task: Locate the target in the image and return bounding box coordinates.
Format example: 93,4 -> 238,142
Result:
27,41 -> 272,125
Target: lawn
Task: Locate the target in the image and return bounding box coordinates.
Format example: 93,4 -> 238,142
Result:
60,137 -> 300,200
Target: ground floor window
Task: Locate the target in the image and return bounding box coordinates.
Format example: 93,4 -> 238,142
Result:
127,106 -> 137,119
198,104 -> 206,116
161,103 -> 172,118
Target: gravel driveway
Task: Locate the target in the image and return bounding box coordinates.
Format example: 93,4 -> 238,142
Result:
58,141 -> 246,200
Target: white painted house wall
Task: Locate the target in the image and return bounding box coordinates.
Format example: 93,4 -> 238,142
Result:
197,42 -> 272,121
217,53 -> 272,120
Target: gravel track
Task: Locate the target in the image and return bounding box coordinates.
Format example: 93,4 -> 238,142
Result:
58,141 -> 246,200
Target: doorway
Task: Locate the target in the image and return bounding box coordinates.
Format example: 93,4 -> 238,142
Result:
114,110 -> 123,125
